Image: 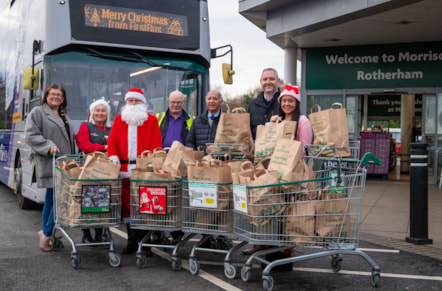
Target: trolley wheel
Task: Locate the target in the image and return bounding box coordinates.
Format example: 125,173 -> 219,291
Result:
52,237 -> 64,250
171,257 -> 182,271
371,272 -> 381,287
136,254 -> 147,269
262,275 -> 274,291
331,255 -> 342,272
224,263 -> 237,279
71,254 -> 81,269
108,252 -> 121,268
241,266 -> 252,282
189,258 -> 199,275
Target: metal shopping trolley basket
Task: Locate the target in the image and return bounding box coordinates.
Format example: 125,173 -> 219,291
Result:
130,176 -> 190,270
182,179 -> 248,278
53,155 -> 122,268
234,153 -> 381,291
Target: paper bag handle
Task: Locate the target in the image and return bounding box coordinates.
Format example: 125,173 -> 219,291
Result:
231,107 -> 247,113
310,104 -> 321,113
240,161 -> 254,172
330,103 -> 343,109
140,150 -> 152,157
254,169 -> 269,179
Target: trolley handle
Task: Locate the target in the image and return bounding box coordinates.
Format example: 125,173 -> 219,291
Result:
360,152 -> 382,167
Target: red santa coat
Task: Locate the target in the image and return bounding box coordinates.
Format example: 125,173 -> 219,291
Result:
107,114 -> 162,174
107,114 -> 162,219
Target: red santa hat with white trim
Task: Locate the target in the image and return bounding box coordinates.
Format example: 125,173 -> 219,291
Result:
125,88 -> 146,104
278,84 -> 301,103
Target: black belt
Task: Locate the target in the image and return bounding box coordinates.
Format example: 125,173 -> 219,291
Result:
120,160 -> 136,164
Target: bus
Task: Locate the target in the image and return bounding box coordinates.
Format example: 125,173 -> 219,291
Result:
0,0 -> 233,209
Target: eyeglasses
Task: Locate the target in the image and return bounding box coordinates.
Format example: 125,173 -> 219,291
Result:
49,93 -> 63,97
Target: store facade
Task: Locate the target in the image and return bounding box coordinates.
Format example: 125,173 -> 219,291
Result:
302,41 -> 442,183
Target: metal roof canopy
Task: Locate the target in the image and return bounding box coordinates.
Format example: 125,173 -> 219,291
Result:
239,0 -> 442,49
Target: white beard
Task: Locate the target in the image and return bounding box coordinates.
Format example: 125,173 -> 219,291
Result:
121,103 -> 148,126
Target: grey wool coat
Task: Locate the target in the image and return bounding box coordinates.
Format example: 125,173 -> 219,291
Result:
24,103 -> 75,188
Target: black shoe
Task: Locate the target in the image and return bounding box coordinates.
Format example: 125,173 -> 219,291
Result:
82,229 -> 97,245
121,241 -> 138,255
241,245 -> 266,255
94,228 -> 104,243
149,231 -> 162,244
171,231 -> 184,245
142,246 -> 153,257
261,251 -> 293,272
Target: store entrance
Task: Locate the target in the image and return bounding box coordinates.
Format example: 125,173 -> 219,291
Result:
360,94 -> 422,181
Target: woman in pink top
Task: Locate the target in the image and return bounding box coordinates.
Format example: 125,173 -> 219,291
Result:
270,84 -> 313,146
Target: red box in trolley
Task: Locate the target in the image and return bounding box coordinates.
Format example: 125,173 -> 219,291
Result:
129,176 -> 182,231
55,157 -> 122,228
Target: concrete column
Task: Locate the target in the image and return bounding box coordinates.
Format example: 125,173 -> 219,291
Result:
400,94 -> 414,174
284,47 -> 298,85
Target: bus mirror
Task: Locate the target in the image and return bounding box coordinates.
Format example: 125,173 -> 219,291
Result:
222,63 -> 234,85
22,67 -> 39,90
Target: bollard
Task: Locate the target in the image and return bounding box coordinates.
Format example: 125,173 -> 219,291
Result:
405,142 -> 433,245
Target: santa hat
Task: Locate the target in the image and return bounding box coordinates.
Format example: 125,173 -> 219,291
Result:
88,99 -> 111,127
278,84 -> 301,103
125,88 -> 146,104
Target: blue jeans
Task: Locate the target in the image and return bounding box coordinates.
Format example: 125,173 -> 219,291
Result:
42,188 -> 54,237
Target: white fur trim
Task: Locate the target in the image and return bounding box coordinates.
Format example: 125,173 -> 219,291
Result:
120,171 -> 131,179
125,91 -> 146,104
127,124 -> 137,160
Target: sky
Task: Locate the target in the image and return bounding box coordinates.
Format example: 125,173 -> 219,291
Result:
207,0 -> 284,98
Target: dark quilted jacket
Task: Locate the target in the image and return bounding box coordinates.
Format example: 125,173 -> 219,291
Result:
248,91 -> 280,139
185,109 -> 220,152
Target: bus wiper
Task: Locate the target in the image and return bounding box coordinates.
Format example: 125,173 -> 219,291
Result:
127,51 -> 158,66
84,47 -> 140,63
127,50 -> 200,73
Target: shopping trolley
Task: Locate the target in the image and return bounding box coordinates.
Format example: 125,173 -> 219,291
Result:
130,177 -> 192,270
53,155 -> 122,268
182,180 -> 248,278
234,152 -> 381,291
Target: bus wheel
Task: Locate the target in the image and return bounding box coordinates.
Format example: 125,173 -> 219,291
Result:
14,159 -> 34,209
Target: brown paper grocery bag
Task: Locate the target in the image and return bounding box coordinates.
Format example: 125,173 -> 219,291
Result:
162,141 -> 187,178
136,149 -> 166,169
254,121 -> 297,164
246,170 -> 286,227
315,193 -> 351,242
268,139 -> 303,181
187,160 -> 232,210
284,198 -> 316,246
214,106 -> 252,155
78,154 -> 120,180
309,103 -> 350,157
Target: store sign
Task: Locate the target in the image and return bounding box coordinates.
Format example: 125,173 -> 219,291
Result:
366,95 -> 422,116
306,42 -> 442,89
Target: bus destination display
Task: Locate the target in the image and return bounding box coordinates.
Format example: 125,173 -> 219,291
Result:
84,4 -> 188,36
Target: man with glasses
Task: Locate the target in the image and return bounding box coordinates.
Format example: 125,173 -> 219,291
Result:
156,90 -> 194,149
155,90 -> 194,244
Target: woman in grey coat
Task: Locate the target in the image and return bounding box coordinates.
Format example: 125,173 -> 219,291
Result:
25,84 -> 75,251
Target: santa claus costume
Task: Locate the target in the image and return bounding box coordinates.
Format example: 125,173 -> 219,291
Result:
107,88 -> 162,254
